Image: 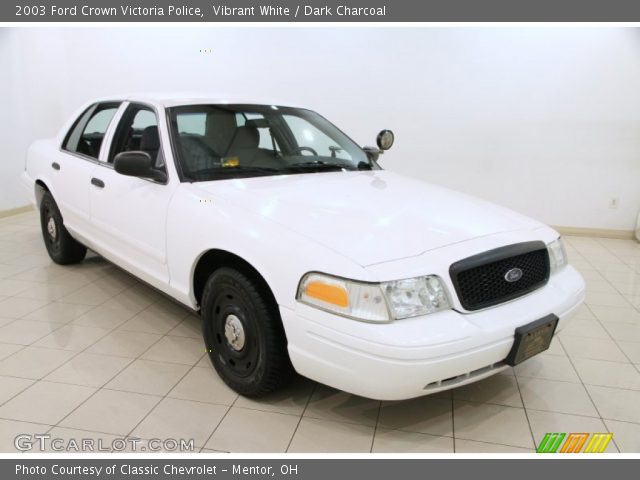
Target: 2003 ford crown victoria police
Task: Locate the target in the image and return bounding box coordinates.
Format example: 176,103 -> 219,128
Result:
22,95 -> 585,400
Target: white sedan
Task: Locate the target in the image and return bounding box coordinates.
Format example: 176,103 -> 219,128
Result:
22,94 -> 585,400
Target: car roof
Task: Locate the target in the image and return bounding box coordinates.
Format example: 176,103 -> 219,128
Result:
90,92 -> 303,109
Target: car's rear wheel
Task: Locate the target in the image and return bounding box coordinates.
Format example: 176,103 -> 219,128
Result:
40,191 -> 87,265
201,267 -> 294,396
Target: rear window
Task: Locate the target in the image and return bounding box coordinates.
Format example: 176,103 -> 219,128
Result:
63,102 -> 120,159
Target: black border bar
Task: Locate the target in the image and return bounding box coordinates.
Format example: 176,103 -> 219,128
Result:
4,458 -> 639,480
5,0 -> 640,22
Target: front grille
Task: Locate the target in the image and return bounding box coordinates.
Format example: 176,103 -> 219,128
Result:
450,241 -> 550,311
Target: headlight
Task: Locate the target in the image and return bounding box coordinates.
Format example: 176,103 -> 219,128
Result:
297,273 -> 389,322
297,272 -> 450,323
547,237 -> 568,274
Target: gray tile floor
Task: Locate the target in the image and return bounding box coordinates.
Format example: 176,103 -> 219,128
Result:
1,210 -> 640,453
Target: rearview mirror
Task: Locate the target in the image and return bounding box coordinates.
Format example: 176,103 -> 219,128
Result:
114,151 -> 166,182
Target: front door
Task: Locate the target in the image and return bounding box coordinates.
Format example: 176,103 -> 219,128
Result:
88,102 -> 176,287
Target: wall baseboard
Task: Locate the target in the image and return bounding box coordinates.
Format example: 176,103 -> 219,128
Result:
0,204 -> 34,219
553,225 -> 636,240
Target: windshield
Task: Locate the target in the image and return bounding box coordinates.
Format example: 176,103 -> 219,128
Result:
167,104 -> 375,181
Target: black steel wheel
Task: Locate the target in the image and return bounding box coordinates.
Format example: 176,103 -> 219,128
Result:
39,191 -> 86,265
201,267 -> 294,396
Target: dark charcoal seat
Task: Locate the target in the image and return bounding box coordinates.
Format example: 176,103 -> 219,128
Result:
140,126 -> 163,168
227,125 -> 280,168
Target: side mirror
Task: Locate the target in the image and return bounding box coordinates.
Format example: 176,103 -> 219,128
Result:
363,130 -> 394,163
376,130 -> 394,151
363,146 -> 380,162
114,151 -> 166,182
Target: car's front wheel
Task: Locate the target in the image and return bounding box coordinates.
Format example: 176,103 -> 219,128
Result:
40,191 -> 87,265
201,267 -> 294,396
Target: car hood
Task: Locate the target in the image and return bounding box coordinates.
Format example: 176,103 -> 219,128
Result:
193,170 -> 543,266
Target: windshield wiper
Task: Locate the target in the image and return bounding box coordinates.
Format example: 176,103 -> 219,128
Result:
195,166 -> 281,174
285,160 -> 351,170
188,166 -> 282,180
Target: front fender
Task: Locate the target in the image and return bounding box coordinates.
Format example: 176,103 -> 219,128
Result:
166,184 -> 371,310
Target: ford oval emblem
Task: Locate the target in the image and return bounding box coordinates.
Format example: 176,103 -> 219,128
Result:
504,268 -> 523,283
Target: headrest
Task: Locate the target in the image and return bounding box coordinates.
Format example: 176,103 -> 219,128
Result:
229,126 -> 259,151
140,126 -> 159,151
205,110 -> 237,154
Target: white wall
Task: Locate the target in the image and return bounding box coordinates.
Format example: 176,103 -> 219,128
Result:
2,27 -> 639,230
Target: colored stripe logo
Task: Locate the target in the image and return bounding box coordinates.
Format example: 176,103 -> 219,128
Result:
584,433 -> 614,453
537,433 -> 565,453
537,433 -> 612,453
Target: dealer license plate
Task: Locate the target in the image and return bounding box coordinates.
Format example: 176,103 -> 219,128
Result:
505,314 -> 559,366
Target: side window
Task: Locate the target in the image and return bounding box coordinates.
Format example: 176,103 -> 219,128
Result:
109,104 -> 165,173
131,110 -> 157,130
63,103 -> 119,159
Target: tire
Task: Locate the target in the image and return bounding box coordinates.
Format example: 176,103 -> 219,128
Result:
40,191 -> 87,265
201,267 -> 294,396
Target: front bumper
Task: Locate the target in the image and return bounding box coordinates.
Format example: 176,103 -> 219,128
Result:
281,265 -> 585,400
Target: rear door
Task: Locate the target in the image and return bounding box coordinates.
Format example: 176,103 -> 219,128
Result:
88,102 -> 176,288
53,102 -> 120,240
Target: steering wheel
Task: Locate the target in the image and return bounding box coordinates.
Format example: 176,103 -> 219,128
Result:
293,146 -> 318,156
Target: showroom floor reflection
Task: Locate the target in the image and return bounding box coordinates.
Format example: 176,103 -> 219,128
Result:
1,210 -> 640,453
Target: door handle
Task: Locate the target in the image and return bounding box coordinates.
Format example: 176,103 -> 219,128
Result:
51,162 -> 60,170
91,178 -> 105,188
